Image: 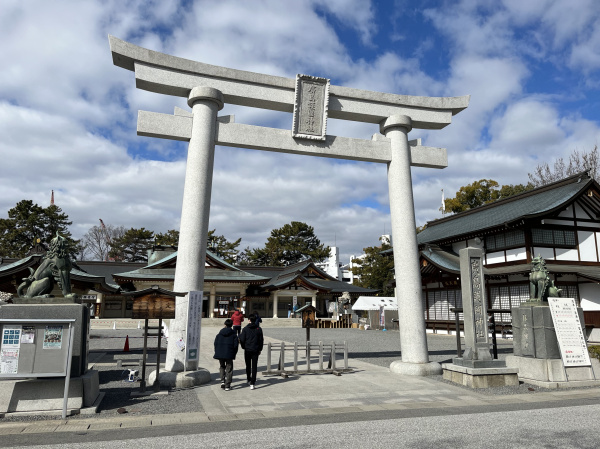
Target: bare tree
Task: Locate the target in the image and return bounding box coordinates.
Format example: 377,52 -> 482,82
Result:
80,223 -> 125,261
529,146 -> 599,187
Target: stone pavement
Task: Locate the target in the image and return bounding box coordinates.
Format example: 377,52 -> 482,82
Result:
0,320 -> 599,435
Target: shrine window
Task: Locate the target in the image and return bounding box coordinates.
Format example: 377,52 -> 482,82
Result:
485,230 -> 525,251
531,228 -> 576,248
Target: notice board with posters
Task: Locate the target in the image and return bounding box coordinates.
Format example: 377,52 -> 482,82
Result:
0,319 -> 75,377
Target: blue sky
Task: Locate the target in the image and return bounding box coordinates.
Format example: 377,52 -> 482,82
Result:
1,0 -> 599,263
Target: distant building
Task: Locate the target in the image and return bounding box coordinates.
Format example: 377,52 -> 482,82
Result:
316,235 -> 392,284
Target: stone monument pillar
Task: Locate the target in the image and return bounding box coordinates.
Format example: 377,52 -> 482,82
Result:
459,247 -> 492,364
442,247 -> 518,388
382,116 -> 441,376
166,87 -> 223,373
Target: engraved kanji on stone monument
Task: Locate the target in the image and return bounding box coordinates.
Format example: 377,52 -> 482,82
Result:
459,247 -> 492,362
292,74 -> 329,140
471,258 -> 487,340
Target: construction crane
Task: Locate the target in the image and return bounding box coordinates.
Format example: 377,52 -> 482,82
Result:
99,219 -> 113,262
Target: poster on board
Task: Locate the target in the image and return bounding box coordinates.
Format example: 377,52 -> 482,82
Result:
548,297 -> 591,367
43,326 -> 63,349
0,349 -> 19,374
20,325 -> 35,344
2,325 -> 22,349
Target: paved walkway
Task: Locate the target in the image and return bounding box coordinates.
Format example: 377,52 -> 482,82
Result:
0,321 -> 599,435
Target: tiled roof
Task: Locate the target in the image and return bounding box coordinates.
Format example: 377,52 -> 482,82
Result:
0,256 -> 34,273
421,247 -> 460,273
418,172 -> 594,245
309,279 -> 378,294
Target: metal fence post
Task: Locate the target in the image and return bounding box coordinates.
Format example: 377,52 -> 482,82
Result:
266,342 -> 271,373
331,341 -> 336,370
344,341 -> 348,369
294,341 -> 298,371
319,341 -> 323,370
307,341 -> 311,371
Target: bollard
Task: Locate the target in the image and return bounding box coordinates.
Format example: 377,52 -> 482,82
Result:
112,321 -> 116,330
266,342 -> 271,373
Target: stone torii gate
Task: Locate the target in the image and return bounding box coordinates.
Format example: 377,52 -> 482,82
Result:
109,36 -> 469,378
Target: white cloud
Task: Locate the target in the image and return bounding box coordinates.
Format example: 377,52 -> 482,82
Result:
488,99 -> 565,155
312,0 -> 377,45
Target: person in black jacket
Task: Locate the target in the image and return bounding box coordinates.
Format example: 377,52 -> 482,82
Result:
213,318 -> 238,391
239,314 -> 264,390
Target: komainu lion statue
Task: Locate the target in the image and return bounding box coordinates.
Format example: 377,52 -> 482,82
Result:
529,255 -> 561,302
17,233 -> 76,299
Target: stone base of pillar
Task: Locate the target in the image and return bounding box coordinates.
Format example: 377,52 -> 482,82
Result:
149,368 -> 211,389
442,362 -> 519,388
389,360 -> 442,376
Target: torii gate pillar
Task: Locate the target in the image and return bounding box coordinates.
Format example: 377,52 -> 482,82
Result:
165,87 -> 223,372
382,116 -> 441,375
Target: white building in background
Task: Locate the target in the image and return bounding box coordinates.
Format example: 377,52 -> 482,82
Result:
317,235 -> 392,285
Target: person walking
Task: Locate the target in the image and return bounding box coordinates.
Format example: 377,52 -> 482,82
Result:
239,314 -> 264,390
287,304 -> 292,318
231,308 -> 244,337
213,318 -> 238,391
254,310 -> 263,327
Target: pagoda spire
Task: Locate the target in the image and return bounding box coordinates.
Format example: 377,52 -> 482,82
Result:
50,190 -> 55,205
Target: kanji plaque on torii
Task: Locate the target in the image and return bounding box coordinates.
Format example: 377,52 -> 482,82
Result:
109,35 -> 469,379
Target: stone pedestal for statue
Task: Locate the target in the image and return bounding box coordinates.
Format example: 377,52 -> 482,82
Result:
506,302 -> 600,388
442,248 -> 518,388
0,303 -> 101,415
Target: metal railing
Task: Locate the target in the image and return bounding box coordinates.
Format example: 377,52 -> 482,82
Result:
263,341 -> 351,376
450,308 -> 512,359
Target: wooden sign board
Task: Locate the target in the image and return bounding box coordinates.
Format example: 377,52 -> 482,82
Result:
302,306 -> 317,329
131,293 -> 176,319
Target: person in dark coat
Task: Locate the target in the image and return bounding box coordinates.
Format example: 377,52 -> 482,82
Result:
239,314 -> 264,390
254,311 -> 263,327
213,318 -> 238,390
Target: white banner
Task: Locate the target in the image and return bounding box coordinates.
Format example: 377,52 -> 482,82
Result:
548,297 -> 591,367
186,291 -> 204,362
